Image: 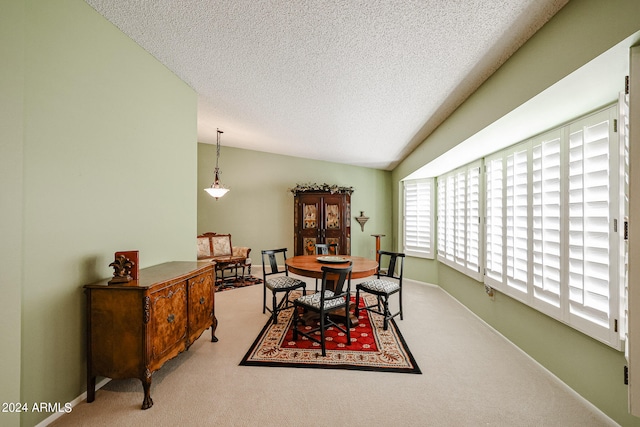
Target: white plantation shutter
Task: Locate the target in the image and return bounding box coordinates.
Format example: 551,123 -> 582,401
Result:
403,179 -> 434,258
432,104 -> 624,348
567,110 -> 616,343
445,174 -> 456,262
437,178 -> 446,257
620,91 -> 630,353
505,145 -> 529,297
466,165 -> 481,274
485,155 -> 504,286
531,131 -> 562,316
437,162 -> 482,280
455,169 -> 467,263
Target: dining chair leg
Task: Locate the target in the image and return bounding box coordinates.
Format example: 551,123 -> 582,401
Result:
320,314 -> 326,357
383,296 -> 390,330
292,305 -> 299,340
354,288 -> 361,316
346,307 -> 351,345
262,285 -> 266,314
272,292 -> 278,324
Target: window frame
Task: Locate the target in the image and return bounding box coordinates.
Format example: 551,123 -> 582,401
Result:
402,178 -> 435,259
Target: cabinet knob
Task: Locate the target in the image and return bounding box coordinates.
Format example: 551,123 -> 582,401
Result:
199,297 -> 205,305
167,314 -> 175,323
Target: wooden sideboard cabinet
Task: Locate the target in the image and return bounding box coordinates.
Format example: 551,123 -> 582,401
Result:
84,261 -> 217,409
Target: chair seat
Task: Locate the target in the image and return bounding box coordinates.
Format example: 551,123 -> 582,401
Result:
358,279 -> 400,294
266,276 -> 305,291
296,290 -> 345,310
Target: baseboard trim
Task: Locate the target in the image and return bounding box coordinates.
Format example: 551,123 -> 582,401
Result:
34,377 -> 111,427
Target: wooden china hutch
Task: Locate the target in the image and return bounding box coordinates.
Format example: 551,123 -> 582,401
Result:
292,184 -> 352,256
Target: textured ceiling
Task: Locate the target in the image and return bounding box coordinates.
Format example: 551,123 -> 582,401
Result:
85,0 -> 568,170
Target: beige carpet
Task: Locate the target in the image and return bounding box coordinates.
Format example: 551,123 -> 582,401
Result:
51,275 -> 615,426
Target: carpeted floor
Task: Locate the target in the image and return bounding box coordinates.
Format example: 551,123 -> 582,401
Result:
50,275 -> 617,426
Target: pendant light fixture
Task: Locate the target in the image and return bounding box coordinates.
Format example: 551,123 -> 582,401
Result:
204,128 -> 230,199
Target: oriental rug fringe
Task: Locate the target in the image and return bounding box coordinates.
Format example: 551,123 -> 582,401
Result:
240,292 -> 421,374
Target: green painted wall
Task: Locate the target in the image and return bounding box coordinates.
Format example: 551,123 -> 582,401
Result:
4,0 -> 639,425
391,0 -> 640,425
198,145 -> 393,260
0,1 -> 25,426
0,1 -> 198,426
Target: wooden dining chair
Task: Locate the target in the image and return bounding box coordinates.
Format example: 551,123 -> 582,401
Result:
261,248 -> 306,324
292,263 -> 353,357
315,243 -> 338,255
313,243 -> 339,292
355,250 -> 405,330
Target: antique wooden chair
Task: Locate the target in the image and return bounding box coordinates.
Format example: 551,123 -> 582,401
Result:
292,263 -> 352,357
197,232 -> 251,284
355,250 -> 405,330
261,248 -> 306,324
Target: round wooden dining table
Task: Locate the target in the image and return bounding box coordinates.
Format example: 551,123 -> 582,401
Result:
285,255 -> 378,280
285,255 -> 378,326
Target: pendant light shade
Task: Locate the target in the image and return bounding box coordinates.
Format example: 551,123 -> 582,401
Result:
205,129 -> 229,200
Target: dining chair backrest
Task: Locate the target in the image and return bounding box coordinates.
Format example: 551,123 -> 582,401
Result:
377,250 -> 405,281
261,248 -> 290,278
315,243 -> 338,255
320,263 -> 352,297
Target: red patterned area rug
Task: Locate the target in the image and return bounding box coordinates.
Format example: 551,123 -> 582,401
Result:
240,293 -> 421,374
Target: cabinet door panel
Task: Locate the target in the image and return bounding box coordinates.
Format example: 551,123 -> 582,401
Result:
188,272 -> 214,343
296,194 -> 322,255
149,283 -> 187,362
322,194 -> 346,252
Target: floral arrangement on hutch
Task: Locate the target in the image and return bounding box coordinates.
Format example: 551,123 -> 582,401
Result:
290,183 -> 354,195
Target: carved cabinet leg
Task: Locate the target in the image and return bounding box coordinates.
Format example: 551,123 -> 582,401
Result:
141,372 -> 153,410
211,316 -> 219,342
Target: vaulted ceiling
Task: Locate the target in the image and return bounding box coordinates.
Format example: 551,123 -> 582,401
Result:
85,0 -> 568,170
